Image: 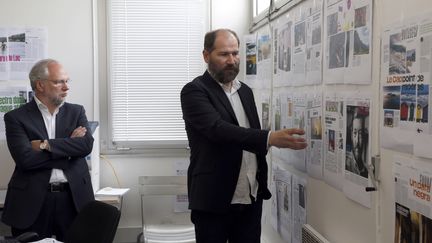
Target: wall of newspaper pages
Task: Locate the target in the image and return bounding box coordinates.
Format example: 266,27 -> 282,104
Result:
246,0 -> 432,243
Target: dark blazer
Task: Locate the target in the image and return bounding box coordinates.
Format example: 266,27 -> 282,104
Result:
180,71 -> 271,213
1,100 -> 95,229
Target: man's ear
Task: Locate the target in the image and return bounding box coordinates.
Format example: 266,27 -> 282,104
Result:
35,80 -> 45,92
203,50 -> 210,63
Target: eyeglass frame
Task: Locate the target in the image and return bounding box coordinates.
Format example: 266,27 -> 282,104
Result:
44,79 -> 71,85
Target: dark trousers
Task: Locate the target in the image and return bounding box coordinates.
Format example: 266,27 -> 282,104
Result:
11,187 -> 77,241
191,199 -> 263,243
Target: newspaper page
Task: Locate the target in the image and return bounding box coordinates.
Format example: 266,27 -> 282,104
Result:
292,174 -> 307,243
0,84 -> 32,139
0,27 -> 47,81
244,34 -> 258,88
323,0 -> 372,84
257,31 -> 272,89
269,163 -> 281,232
173,159 -> 189,212
323,92 -> 345,191
380,13 -> 432,158
343,93 -> 372,208
261,92 -> 271,131
0,29 -> 9,80
305,0 -> 323,85
274,16 -> 294,87
306,92 -> 324,179
280,92 -> 307,172
272,89 -> 283,160
393,155 -> 432,243
292,4 -> 308,86
273,168 -> 293,243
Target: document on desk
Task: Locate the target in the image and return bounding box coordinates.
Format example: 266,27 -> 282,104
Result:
30,238 -> 62,243
95,187 -> 130,196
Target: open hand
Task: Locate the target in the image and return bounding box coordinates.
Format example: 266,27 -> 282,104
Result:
269,128 -> 307,150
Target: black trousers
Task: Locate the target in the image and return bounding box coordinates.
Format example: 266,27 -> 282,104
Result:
11,186 -> 77,241
191,199 -> 263,243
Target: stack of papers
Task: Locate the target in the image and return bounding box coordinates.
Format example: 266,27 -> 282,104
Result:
95,187 -> 130,208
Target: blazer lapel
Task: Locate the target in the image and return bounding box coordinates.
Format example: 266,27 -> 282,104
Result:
55,104 -> 67,138
238,84 -> 259,129
202,71 -> 238,124
26,100 -> 49,138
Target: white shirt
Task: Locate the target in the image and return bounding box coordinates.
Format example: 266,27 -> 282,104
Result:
34,96 -> 68,183
219,79 -> 258,204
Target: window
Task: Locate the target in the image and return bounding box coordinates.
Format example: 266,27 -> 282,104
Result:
108,0 -> 209,149
255,0 -> 271,17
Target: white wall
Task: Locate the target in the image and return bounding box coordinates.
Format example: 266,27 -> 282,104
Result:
0,0 -> 96,189
256,1 -> 432,243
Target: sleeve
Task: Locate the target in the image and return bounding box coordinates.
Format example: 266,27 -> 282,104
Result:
180,81 -> 269,155
49,105 -> 94,159
4,111 -> 58,171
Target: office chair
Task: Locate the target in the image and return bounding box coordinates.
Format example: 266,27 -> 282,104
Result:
0,232 -> 39,243
137,176 -> 195,243
64,200 -> 121,243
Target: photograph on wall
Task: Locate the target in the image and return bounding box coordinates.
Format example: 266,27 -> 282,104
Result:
279,92 -> 307,172
343,94 -> 372,208
345,105 -> 369,179
305,0 -> 323,85
0,27 -> 47,80
274,18 -> 294,88
323,93 -> 345,191
394,155 -> 432,243
244,34 -> 258,88
292,174 -> 307,243
306,92 -> 324,179
273,169 -> 293,243
380,13 -> 432,158
257,31 -> 272,89
0,85 -> 32,139
323,0 -> 372,84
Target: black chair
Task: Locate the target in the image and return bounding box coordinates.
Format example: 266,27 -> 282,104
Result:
64,200 -> 121,243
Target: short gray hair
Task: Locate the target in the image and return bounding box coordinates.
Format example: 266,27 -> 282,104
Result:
29,58 -> 59,90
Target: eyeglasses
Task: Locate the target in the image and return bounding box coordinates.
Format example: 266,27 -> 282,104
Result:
46,79 -> 71,85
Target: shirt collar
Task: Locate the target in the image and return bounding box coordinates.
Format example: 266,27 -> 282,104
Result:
216,78 -> 241,94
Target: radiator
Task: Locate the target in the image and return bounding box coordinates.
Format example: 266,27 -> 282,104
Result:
302,224 -> 330,243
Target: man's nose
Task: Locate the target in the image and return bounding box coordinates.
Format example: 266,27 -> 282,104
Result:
227,54 -> 236,64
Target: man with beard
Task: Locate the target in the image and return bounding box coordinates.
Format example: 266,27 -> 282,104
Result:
181,29 -> 307,243
345,106 -> 369,178
2,59 -> 95,241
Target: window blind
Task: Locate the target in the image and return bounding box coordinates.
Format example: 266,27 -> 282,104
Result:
108,0 -> 208,147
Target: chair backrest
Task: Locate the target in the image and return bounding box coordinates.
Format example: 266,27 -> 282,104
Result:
138,176 -> 194,243
139,176 -> 188,196
64,200 -> 121,243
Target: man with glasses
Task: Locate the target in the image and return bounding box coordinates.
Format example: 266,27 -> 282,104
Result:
1,59 -> 95,241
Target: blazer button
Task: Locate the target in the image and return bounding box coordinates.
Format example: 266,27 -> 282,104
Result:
68,156 -> 71,160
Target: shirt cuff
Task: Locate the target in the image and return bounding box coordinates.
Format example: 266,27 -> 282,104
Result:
267,131 -> 272,149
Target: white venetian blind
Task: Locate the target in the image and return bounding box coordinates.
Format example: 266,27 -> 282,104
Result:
108,0 -> 208,147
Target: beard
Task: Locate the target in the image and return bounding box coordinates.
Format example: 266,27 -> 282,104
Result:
50,96 -> 64,107
208,61 -> 240,84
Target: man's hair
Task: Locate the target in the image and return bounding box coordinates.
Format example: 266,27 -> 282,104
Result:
204,28 -> 240,52
29,58 -> 59,90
